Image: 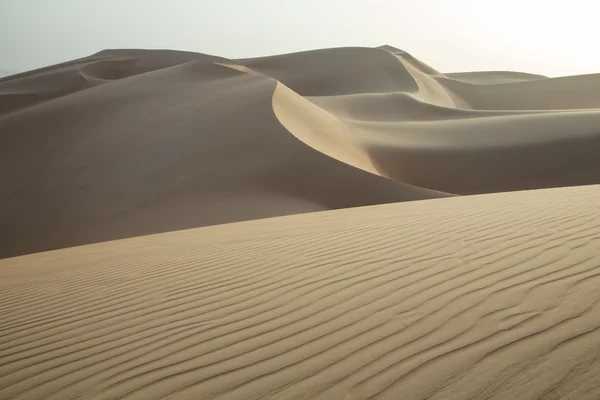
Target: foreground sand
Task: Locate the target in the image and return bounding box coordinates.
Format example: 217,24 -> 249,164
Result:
3,46 -> 600,258
1,184 -> 600,399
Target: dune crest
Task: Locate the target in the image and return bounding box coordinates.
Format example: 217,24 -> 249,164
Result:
272,82 -> 379,175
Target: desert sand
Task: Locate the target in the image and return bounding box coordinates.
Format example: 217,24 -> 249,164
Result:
1,185 -> 600,399
1,45 -> 600,399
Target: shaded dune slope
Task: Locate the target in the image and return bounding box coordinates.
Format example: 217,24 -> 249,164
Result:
2,45 -> 600,257
0,51 -> 445,258
1,185 -> 600,399
0,50 -> 229,116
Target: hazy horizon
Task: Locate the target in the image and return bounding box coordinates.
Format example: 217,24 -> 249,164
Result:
2,0 -> 600,77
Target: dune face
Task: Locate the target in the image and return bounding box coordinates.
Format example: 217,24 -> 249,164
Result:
1,185 -> 600,399
2,44 -> 600,399
2,46 -> 600,257
0,48 -> 457,259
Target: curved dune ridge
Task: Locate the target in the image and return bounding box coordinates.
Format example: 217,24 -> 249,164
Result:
2,45 -> 600,257
1,185 -> 600,399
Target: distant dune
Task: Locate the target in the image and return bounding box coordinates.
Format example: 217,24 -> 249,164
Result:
2,46 -> 600,258
1,45 -> 600,399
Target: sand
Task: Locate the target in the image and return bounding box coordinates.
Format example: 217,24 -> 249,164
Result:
3,46 -> 600,257
1,45 -> 600,399
1,185 -> 600,399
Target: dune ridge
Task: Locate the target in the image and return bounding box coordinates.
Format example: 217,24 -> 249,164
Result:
1,184 -> 600,399
2,46 -> 600,257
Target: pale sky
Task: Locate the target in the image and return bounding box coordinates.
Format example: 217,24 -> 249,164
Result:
2,0 -> 599,77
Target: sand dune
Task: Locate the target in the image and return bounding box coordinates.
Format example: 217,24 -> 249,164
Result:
2,44 -> 600,399
2,46 -> 600,257
1,185 -> 600,399
446,71 -> 547,84
0,49 -> 447,258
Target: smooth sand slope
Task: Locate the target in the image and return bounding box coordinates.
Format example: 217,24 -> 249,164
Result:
3,46 -> 600,257
0,48 -> 450,259
1,185 -> 600,399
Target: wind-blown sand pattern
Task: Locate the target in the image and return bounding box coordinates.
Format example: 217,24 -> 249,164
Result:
1,185 -> 600,399
1,45 -> 600,399
2,46 -> 600,257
